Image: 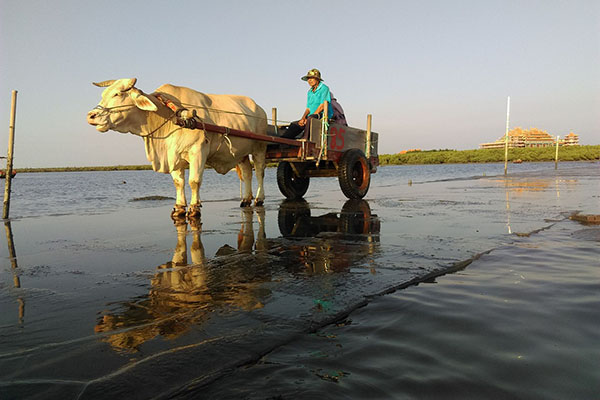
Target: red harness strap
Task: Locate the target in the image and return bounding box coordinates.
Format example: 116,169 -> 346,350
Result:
154,94 -> 180,113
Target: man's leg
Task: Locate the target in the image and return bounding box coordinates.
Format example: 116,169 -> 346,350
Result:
281,121 -> 304,139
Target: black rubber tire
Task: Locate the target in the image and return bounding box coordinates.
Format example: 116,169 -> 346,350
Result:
277,162 -> 310,199
338,149 -> 371,199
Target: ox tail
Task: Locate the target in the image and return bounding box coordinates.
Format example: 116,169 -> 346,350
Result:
235,163 -> 244,180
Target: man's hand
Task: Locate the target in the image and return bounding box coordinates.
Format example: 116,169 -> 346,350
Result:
298,117 -> 307,127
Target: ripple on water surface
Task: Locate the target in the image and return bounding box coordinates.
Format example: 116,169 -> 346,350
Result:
192,220 -> 600,400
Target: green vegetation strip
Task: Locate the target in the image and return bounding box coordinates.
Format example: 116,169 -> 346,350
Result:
9,145 -> 600,172
379,145 -> 600,165
15,165 -> 153,173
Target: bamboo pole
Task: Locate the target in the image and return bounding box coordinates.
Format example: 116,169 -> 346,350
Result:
5,220 -> 20,286
5,219 -> 24,323
3,90 -> 17,219
366,114 -> 372,159
504,96 -> 510,176
555,135 -> 560,170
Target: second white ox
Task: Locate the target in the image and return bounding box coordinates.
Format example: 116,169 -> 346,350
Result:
87,78 -> 268,217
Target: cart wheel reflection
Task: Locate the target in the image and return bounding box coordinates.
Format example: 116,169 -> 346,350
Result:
278,199 -> 311,236
340,199 -> 373,234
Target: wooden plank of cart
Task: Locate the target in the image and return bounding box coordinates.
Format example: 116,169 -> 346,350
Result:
179,101 -> 379,200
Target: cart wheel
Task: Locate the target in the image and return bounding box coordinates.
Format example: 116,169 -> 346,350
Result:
338,149 -> 370,199
277,162 -> 310,199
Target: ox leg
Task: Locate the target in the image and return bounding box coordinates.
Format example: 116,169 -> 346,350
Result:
238,209 -> 255,252
255,207 -> 267,252
252,146 -> 267,207
187,148 -> 208,218
172,222 -> 188,266
190,227 -> 206,265
238,156 -> 253,207
171,169 -> 187,219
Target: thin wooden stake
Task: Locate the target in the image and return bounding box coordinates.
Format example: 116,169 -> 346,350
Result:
504,96 -> 510,176
5,220 -> 20,286
5,219 -> 24,323
272,107 -> 278,135
366,114 -> 372,159
3,90 -> 17,219
555,135 -> 560,170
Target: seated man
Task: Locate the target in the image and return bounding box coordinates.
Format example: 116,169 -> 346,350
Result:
281,68 -> 335,139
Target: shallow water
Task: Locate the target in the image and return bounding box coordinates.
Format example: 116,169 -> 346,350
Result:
7,161 -> 588,219
200,220 -> 599,400
1,161 -> 598,399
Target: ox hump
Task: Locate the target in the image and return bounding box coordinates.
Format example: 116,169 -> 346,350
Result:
154,84 -> 213,107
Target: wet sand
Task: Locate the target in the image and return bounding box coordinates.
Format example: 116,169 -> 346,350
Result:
0,163 -> 598,399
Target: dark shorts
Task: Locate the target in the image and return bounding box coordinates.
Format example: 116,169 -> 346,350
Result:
280,114 -> 322,139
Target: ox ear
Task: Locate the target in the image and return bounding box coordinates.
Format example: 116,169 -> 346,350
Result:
130,90 -> 158,112
93,80 -> 116,87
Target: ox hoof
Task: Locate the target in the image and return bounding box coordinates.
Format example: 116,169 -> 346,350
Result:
187,204 -> 202,218
172,218 -> 187,227
171,205 -> 187,220
240,200 -> 252,208
188,217 -> 202,231
254,199 -> 264,207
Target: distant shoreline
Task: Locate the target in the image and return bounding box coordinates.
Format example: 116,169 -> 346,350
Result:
8,145 -> 599,172
378,145 -> 599,165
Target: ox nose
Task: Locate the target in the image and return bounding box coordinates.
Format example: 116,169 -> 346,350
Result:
87,110 -> 98,124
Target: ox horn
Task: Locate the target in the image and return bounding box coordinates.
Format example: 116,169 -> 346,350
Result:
120,78 -> 137,92
93,80 -> 116,87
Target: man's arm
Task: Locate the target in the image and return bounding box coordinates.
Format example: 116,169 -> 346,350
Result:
312,86 -> 332,116
298,108 -> 311,127
313,103 -> 325,115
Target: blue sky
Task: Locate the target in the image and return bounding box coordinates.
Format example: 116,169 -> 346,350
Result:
1,0 -> 598,168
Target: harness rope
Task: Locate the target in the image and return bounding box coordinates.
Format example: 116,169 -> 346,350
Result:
94,95 -> 367,144
316,118 -> 330,166
93,104 -> 180,139
178,102 -> 292,125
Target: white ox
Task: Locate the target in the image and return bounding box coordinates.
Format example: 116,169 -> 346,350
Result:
87,78 -> 268,217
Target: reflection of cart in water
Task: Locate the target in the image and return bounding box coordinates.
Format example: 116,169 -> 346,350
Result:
278,199 -> 380,274
278,199 -> 380,237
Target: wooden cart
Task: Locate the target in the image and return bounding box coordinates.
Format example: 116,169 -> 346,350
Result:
181,102 -> 379,200
267,109 -> 378,200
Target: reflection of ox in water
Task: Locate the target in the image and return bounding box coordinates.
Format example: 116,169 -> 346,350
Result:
278,199 -> 380,274
94,202 -> 379,352
86,78 -> 268,219
94,209 -> 270,353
